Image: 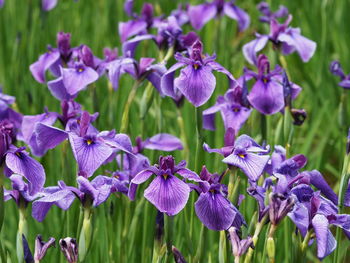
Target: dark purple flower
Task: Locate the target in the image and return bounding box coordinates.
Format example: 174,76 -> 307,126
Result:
129,156 -> 203,215
222,135 -> 270,181
161,40 -> 236,107
245,55 -> 301,115
257,2 -> 288,23
34,235 -> 56,261
5,146 -> 46,196
188,0 -> 250,32
268,192 -> 295,225
59,238 -> 78,263
243,15 -> 316,65
194,166 -> 242,231
330,61 -> 350,89
203,85 -> 251,133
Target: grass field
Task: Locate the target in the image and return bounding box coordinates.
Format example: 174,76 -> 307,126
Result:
0,0 -> 350,262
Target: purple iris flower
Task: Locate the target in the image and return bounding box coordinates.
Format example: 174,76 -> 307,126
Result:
289,185 -> 350,259
194,166 -> 243,231
0,90 -> 23,132
228,227 -> 253,258
206,134 -> 270,182
170,4 -> 190,26
244,55 -> 301,115
5,146 -> 46,195
257,2 -> 288,23
243,15 -> 316,65
134,133 -> 183,153
42,0 -> 58,11
0,0 -> 4,8
129,156 -> 203,216
4,174 -> 43,207
188,0 -> 250,32
119,2 -> 160,42
161,40 -> 236,107
330,61 -> 350,89
32,175 -> 125,222
203,85 -> 251,133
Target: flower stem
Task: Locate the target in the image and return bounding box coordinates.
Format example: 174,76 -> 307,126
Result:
266,224 -> 277,263
165,215 -> 174,256
335,153 -> 350,263
300,230 -> 312,254
195,107 -> 203,173
120,80 -> 141,134
176,108 -> 189,162
16,207 -> 28,263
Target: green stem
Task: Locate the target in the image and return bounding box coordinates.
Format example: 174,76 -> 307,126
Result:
165,215 -> 174,256
176,108 -> 189,162
300,230 -> 312,254
16,207 -> 28,263
335,154 -> 350,263
195,107 -> 203,173
120,81 -> 140,134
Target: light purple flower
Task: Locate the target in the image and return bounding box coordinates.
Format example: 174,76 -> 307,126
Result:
243,15 -> 316,64
129,156 -> 203,216
161,40 -> 236,107
330,61 -> 350,89
257,2 -> 288,23
188,0 -> 250,32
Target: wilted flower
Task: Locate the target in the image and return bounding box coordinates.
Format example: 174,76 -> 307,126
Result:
161,40 -> 236,107
228,227 -> 253,258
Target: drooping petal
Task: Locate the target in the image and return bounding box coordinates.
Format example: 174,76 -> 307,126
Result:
160,62 -> 186,99
107,58 -> 134,90
242,35 -> 269,65
69,134 -> 113,177
35,123 -> 68,153
6,148 -> 45,195
312,214 -> 337,260
175,65 -> 216,107
247,79 -> 284,115
188,3 -> 217,30
278,28 -> 316,62
118,19 -> 148,43
307,170 -> 338,205
122,34 -> 156,58
223,152 -> 269,181
195,191 -> 236,231
223,2 -> 250,31
288,202 -> 309,237
144,175 -> 190,216
339,79 -> 350,89
47,77 -> 73,101
32,189 -> 75,222
143,133 -> 183,151
30,50 -> 60,83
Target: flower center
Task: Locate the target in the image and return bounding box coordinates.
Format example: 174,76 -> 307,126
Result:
86,139 -> 93,145
238,154 -> 246,159
77,67 -> 84,73
193,63 -> 200,70
163,174 -> 169,179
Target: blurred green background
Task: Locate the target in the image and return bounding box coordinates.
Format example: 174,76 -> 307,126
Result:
0,0 -> 350,262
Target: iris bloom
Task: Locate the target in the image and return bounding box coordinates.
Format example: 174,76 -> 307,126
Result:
194,166 -> 244,231
205,134 -> 270,182
188,0 -> 250,32
129,156 -> 204,216
161,40 -> 236,107
289,185 -> 350,259
203,84 -> 251,133
244,55 -> 301,115
32,175 -> 126,221
330,61 -> 350,88
243,15 -> 316,65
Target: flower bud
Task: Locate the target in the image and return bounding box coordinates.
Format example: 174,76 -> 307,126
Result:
291,108 -> 307,126
266,237 -> 275,262
0,119 -> 14,163
80,45 -> 94,68
34,235 -> 55,261
59,238 -> 78,263
172,246 -> 187,263
269,193 -> 295,225
57,32 -> 71,60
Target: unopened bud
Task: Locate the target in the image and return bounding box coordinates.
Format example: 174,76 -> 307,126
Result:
57,32 -> 71,60
266,237 -> 275,263
59,238 -> 78,263
34,235 -> 55,261
172,246 -> 187,263
291,108 -> 307,126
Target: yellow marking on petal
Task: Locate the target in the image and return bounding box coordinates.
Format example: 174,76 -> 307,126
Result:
163,174 -> 168,179
86,139 -> 93,145
15,152 -> 21,157
238,154 -> 245,159
193,64 -> 199,70
78,68 -> 84,73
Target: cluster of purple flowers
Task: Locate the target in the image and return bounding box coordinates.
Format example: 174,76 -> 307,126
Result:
2,0 -> 350,262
